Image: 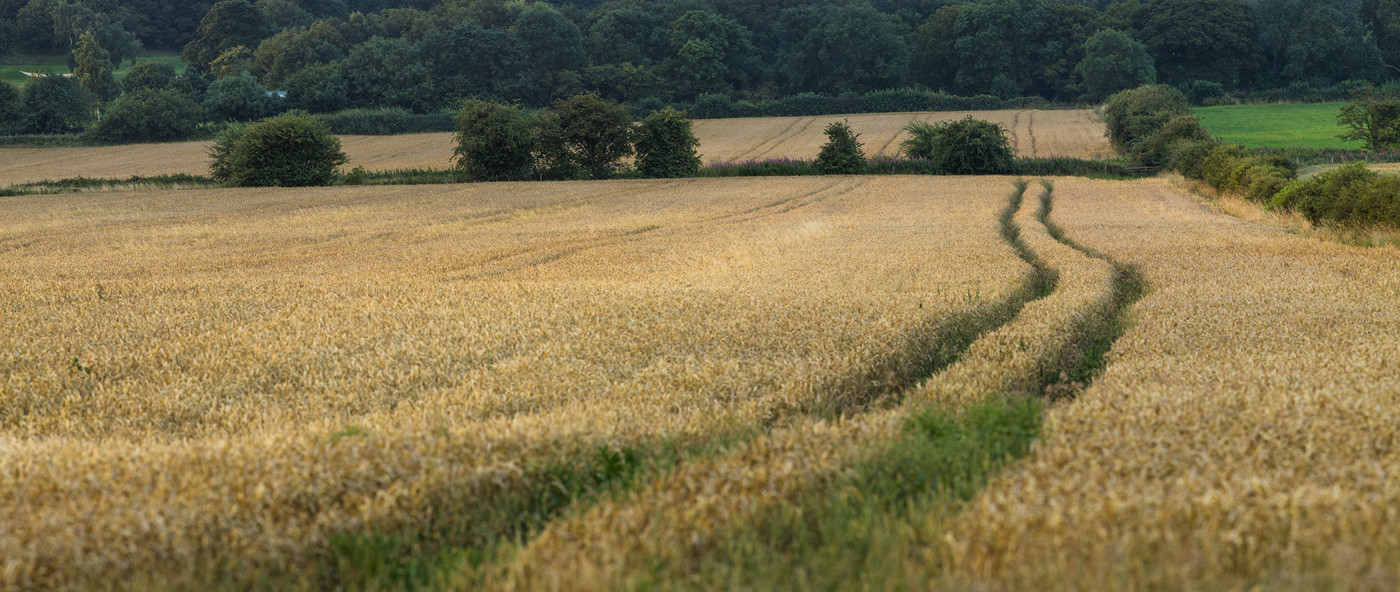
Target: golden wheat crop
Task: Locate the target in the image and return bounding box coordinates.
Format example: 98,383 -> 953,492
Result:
693,109 -> 1113,164
0,176 -> 1028,589
0,110 -> 1110,187
940,177 -> 1400,591
496,179 -> 1121,591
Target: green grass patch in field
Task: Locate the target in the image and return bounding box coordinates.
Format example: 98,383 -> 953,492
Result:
1193,103 -> 1360,149
0,52 -> 187,86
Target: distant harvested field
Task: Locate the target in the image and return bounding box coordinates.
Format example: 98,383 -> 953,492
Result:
0,109 -> 1111,186
0,176 -> 1028,589
693,109 -> 1112,163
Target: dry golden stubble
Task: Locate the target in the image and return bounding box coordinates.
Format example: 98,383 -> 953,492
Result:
498,179 -> 1120,591
0,110 -> 1111,187
941,177 -> 1400,591
0,176 -> 1026,589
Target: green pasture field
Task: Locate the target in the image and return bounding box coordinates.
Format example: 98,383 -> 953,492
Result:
0,53 -> 187,86
1192,102 -> 1361,149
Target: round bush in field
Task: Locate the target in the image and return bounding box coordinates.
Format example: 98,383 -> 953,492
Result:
218,113 -> 347,187
901,116 -> 1013,175
633,108 -> 701,178
816,120 -> 866,175
1102,84 -> 1189,153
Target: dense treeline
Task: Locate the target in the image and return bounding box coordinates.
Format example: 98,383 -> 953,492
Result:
6,0 -> 1400,114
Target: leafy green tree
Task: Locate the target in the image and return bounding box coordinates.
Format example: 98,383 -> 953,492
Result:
1074,29 -> 1156,100
664,10 -> 759,99
556,91 -> 633,179
182,0 -> 274,72
1131,0 -> 1260,86
122,61 -> 177,93
91,88 -> 201,142
633,107 -> 701,178
73,30 -> 120,103
902,116 -> 1015,174
252,26 -> 345,87
257,0 -> 313,29
344,36 -> 434,111
1338,87 -> 1400,151
584,4 -> 668,65
283,62 -> 348,112
778,3 -> 908,94
204,71 -> 279,121
452,98 -> 536,181
816,120 -> 866,175
910,5 -> 962,92
20,75 -> 91,134
1101,83 -> 1191,154
421,22 -> 525,102
210,44 -> 255,79
1282,2 -> 1383,86
583,62 -> 671,103
955,0 -> 1049,97
0,17 -> 18,53
1035,3 -> 1105,98
1362,0 -> 1400,74
1135,113 -> 1212,166
513,3 -> 586,72
0,81 -> 26,134
219,112 -> 347,186
208,121 -> 248,182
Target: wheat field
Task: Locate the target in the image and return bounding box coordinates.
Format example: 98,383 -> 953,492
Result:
0,109 -> 1111,187
0,176 -> 1031,589
942,177 -> 1400,590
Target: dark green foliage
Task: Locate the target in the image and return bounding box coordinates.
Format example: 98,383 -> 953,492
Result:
1272,162 -> 1400,227
1102,84 -> 1191,154
204,72 -> 280,122
555,91 -> 633,179
513,3 -> 586,73
633,108 -> 701,178
208,121 -> 250,183
20,75 -> 91,134
1130,0 -> 1261,87
217,112 -> 347,186
72,30 -> 120,103
316,107 -> 453,134
91,89 -> 201,143
344,36 -> 434,112
1168,138 -> 1216,179
902,116 -> 1014,174
284,62 -> 348,113
1181,79 -> 1226,104
777,3 -> 908,94
665,10 -> 759,100
0,82 -> 24,134
1338,88 -> 1400,151
122,61 -> 179,94
815,120 -> 866,175
452,99 -> 536,181
1074,29 -> 1156,100
909,5 -> 961,91
1133,114 -> 1211,167
182,0 -> 275,71
954,0 -> 1048,98
251,25 -> 346,88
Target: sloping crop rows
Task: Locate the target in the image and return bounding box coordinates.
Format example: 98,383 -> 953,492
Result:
0,177 -> 1026,589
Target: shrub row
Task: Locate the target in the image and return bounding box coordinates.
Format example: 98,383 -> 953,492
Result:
313,108 -> 457,135
1272,163 -> 1400,227
1107,80 -> 1400,230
